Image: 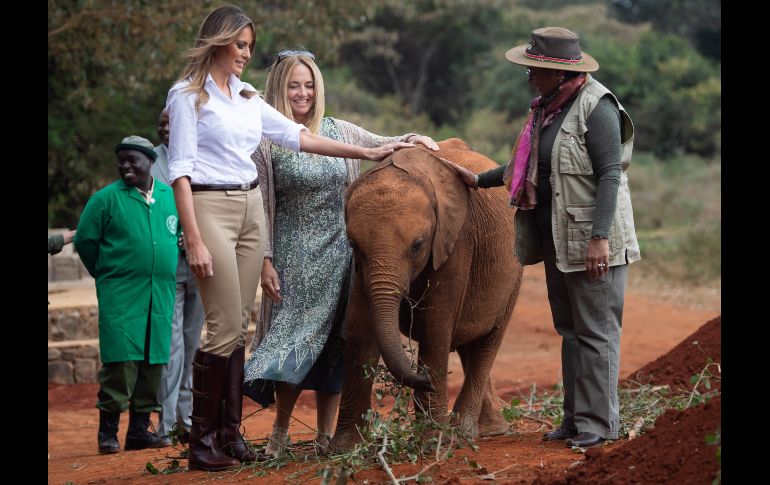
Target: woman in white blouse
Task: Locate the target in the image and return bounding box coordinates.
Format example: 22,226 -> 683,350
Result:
166,5 -> 411,471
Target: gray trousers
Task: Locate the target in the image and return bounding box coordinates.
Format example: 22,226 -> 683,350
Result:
156,254 -> 205,436
538,211 -> 627,439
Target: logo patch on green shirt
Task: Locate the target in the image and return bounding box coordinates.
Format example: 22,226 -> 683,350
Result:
166,215 -> 178,235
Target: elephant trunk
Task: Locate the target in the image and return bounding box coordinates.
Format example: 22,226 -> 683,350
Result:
367,276 -> 434,393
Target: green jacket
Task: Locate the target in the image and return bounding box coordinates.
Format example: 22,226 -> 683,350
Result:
516,75 -> 640,272
74,179 -> 179,363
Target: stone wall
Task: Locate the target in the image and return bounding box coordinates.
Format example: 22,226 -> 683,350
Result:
47,302 -> 260,384
48,341 -> 100,384
48,306 -> 99,341
48,299 -> 101,383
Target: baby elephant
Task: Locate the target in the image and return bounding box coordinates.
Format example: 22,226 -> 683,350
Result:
330,139 -> 523,451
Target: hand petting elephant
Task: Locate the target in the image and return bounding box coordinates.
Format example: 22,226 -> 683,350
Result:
330,138 -> 524,451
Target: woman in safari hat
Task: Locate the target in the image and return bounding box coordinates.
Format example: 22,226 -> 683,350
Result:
446,27 -> 640,448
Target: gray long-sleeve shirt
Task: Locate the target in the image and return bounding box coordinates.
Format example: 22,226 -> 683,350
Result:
478,94 -> 621,238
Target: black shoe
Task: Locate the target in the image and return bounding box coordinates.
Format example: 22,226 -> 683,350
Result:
124,410 -> 166,450
542,426 -> 578,441
566,432 -> 606,448
98,410 -> 121,454
155,435 -> 173,447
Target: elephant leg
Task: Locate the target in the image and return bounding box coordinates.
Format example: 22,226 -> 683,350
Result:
477,375 -> 508,436
457,346 -> 508,436
451,324 -> 507,438
329,277 -> 380,453
412,339 -> 451,450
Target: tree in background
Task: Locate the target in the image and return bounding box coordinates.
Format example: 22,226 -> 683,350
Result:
48,1 -> 216,227
338,0 -> 505,125
48,0 -> 369,228
49,0 -> 720,228
610,0 -> 720,61
588,30 -> 721,157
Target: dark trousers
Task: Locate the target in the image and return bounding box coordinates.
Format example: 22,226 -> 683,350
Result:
96,360 -> 164,413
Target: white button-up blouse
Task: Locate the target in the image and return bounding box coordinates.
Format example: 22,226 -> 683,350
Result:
166,73 -> 306,186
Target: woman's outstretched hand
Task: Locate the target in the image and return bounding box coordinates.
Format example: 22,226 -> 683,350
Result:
362,141 -> 415,161
438,157 -> 478,188
409,135 -> 439,151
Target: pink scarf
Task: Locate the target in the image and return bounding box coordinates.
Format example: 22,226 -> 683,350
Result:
503,74 -> 587,209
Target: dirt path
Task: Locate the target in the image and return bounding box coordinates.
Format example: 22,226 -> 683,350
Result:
47,263 -> 720,484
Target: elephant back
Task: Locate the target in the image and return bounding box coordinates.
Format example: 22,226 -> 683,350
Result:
434,139 -> 516,231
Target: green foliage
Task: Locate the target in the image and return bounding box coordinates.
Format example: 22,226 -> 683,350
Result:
502,359 -> 720,443
681,358 -> 721,410
145,458 -> 184,475
625,32 -> 721,157
462,108 -> 516,164
470,3 -> 720,159
706,429 -> 721,485
325,67 -> 436,138
629,152 -> 720,283
235,356 -> 474,482
338,0 -> 507,124
501,398 -> 522,422
610,0 -> 721,60
519,0 -> 602,9
339,356 -> 475,467
48,0 -> 722,248
501,383 -> 565,427
47,0 -> 371,228
48,0 -> 216,228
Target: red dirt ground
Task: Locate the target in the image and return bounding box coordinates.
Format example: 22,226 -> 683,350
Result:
48,263 -> 720,484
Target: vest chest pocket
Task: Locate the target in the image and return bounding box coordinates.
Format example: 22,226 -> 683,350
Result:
566,206 -> 595,264
558,121 -> 593,175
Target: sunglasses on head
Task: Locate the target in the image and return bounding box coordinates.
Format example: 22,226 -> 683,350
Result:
276,49 -> 315,62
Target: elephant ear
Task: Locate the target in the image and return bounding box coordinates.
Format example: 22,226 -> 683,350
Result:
391,148 -> 469,270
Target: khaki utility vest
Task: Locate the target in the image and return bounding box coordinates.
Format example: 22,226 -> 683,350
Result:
515,75 -> 640,272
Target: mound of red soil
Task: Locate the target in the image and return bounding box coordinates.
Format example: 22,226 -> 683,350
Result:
625,316 -> 721,391
536,396 -> 720,485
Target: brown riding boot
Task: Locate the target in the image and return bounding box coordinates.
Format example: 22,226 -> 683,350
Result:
219,346 -> 257,462
188,350 -> 240,471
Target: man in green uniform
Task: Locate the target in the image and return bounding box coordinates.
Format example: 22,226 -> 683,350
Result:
75,136 -> 179,454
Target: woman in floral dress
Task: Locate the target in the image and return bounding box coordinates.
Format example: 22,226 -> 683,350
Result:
243,50 -> 437,457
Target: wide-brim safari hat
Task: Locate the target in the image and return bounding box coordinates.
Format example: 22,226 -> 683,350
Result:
505,27 -> 598,72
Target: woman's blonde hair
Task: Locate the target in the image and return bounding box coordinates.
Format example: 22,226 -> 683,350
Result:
264,53 -> 325,134
176,4 -> 258,110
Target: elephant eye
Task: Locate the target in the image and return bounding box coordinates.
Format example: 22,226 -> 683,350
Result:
410,237 -> 424,255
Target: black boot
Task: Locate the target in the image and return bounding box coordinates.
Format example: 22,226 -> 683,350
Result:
98,410 -> 121,454
189,350 -> 240,471
124,410 -> 167,450
219,346 -> 257,462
